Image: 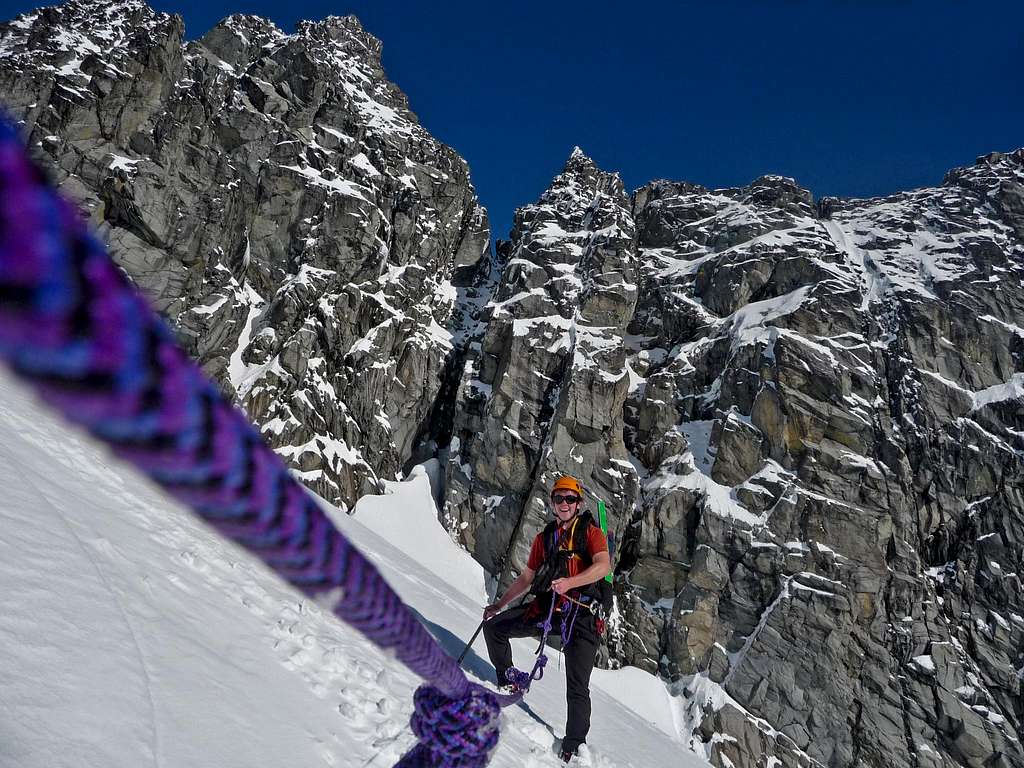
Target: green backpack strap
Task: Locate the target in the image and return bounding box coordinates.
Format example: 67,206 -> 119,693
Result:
598,500 -> 612,583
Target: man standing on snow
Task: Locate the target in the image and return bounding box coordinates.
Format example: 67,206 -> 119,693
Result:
482,475 -> 611,763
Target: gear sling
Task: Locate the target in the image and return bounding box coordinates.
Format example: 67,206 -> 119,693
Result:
528,510 -> 613,624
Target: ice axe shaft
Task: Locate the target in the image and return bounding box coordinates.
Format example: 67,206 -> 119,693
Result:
460,595 -> 528,664
457,620 -> 485,664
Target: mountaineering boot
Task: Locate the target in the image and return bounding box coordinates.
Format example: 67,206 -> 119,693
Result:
497,682 -> 523,696
558,742 -> 591,763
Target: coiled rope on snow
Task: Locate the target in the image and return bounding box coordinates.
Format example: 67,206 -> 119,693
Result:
0,118 -> 520,767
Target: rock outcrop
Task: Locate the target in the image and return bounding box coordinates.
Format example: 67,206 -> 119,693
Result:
0,0 -> 489,506
444,148 -> 639,593
447,159 -> 1024,766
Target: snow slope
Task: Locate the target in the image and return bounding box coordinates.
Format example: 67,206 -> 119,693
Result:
0,368 -> 708,768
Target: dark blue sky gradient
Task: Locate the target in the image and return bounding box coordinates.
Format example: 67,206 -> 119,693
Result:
3,0 -> 1022,241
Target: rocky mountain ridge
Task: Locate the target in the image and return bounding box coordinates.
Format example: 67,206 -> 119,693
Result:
3,2 -> 1024,767
0,0 -> 489,505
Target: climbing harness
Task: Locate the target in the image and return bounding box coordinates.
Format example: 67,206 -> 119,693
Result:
532,509 -> 612,619
560,592 -> 600,614
0,118 -> 517,767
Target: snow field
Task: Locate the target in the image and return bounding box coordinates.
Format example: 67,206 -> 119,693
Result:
0,367 -> 709,768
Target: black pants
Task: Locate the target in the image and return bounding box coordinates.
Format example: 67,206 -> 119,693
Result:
482,602 -> 599,753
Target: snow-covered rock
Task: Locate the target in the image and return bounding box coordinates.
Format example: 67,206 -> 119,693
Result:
0,0 -> 489,508
444,148 -> 639,596
448,155 -> 1024,766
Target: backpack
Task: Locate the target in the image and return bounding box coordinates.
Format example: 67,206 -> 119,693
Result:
530,511 -> 614,614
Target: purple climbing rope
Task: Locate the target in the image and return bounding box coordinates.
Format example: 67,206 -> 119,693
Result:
561,598 -> 584,648
0,118 -> 519,767
504,597 -> 557,694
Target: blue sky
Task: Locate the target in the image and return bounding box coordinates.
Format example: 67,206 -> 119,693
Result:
3,0 -> 1022,242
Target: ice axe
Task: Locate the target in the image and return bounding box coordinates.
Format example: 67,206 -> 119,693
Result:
459,594 -> 529,664
457,619 -> 485,664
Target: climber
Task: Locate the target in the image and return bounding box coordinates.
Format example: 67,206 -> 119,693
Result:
482,475 -> 611,763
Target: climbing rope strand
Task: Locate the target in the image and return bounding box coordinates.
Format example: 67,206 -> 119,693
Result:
0,120 -> 502,767
561,600 -> 581,648
503,597 -> 558,695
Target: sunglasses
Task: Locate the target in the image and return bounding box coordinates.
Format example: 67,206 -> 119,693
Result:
552,494 -> 581,505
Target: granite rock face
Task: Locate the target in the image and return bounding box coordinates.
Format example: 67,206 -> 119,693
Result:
0,0 -> 488,506
443,148 -> 639,594
446,156 -> 1024,766
620,163 -> 1024,767
4,2 -> 1024,767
